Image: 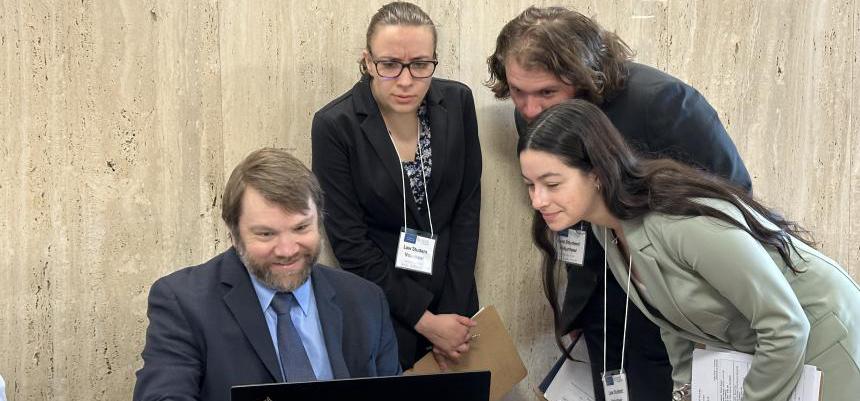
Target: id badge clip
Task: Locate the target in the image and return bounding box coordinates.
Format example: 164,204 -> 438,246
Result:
395,227 -> 437,275
557,227 -> 586,265
602,369 -> 630,401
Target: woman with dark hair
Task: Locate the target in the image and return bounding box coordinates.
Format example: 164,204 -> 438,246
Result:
488,7 -> 752,400
311,2 -> 481,369
519,99 -> 860,401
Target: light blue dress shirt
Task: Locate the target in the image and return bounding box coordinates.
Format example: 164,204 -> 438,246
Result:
0,373 -> 6,401
248,273 -> 334,381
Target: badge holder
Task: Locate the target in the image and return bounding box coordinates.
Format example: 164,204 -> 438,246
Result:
395,227 -> 437,275
602,369 -> 630,401
388,126 -> 436,276
557,222 -> 587,265
601,226 -> 633,401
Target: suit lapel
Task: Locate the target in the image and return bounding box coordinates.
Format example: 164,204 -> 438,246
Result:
220,247 -> 283,381
595,222 -> 709,339
425,80 -> 447,203
356,88 -> 405,203
597,228 -> 664,326
354,78 -> 427,230
310,266 -> 351,379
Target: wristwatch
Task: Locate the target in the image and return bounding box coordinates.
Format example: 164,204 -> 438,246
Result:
672,384 -> 691,401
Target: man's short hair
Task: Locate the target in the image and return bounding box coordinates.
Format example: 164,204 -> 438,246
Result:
486,6 -> 634,104
221,148 -> 323,238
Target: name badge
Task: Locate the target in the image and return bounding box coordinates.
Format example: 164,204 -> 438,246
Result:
395,227 -> 436,275
558,228 -> 586,265
602,370 -> 630,401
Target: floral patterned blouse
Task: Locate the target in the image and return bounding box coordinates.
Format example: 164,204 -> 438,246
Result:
402,103 -> 432,211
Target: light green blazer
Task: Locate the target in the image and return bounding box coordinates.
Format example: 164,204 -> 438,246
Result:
593,198 -> 860,401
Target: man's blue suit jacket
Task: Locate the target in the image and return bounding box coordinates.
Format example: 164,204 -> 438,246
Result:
133,247 -> 401,401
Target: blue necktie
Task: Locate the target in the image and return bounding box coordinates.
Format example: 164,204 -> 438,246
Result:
270,292 -> 317,382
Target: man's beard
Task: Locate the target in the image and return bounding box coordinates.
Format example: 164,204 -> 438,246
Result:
236,240 -> 319,292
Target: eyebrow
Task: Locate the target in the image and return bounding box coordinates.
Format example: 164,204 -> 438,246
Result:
522,172 -> 562,181
295,215 -> 314,226
374,55 -> 435,62
247,212 -> 315,231
514,84 -> 563,93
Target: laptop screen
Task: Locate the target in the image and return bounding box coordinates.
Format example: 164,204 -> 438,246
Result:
231,371 -> 491,401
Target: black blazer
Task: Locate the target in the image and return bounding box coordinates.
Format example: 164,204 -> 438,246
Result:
133,248 -> 401,401
311,77 -> 481,368
516,62 -> 753,332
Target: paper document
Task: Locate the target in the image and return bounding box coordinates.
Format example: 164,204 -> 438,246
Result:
691,347 -> 821,401
542,336 -> 595,401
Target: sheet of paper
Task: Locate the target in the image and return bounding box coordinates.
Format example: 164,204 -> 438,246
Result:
691,347 -> 821,401
544,337 -> 595,401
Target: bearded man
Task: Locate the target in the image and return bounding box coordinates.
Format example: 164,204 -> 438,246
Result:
133,148 -> 400,401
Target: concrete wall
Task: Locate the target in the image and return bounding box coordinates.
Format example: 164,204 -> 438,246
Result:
1,0 -> 857,400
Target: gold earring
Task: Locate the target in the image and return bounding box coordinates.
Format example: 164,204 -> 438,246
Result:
596,182 -> 601,191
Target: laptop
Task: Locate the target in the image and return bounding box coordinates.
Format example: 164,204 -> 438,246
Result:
231,370 -> 491,401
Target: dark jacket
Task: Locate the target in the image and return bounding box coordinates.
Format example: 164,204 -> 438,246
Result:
311,77 -> 481,368
133,248 -> 400,401
516,62 -> 752,401
516,62 -> 752,331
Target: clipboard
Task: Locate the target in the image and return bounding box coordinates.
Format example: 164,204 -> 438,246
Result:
410,305 -> 527,401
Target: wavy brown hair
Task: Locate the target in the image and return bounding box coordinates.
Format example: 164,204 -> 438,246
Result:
518,99 -> 814,357
487,6 -> 633,105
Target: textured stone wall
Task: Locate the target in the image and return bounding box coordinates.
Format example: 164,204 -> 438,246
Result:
1,1 -> 857,400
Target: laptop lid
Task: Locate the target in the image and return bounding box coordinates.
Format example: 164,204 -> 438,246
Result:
231,370 -> 491,401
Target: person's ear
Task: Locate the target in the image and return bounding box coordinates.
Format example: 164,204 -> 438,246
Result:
590,173 -> 601,191
362,50 -> 373,72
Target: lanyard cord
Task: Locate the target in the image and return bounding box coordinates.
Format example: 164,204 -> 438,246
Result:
415,130 -> 434,235
603,226 -> 633,376
603,227 -> 608,375
386,124 -> 434,236
392,137 -> 408,231
621,243 -> 632,372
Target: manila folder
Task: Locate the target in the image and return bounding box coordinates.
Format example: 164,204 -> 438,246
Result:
411,305 -> 528,401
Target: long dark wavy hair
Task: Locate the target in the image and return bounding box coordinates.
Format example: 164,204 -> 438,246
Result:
518,99 -> 814,357
486,6 -> 634,104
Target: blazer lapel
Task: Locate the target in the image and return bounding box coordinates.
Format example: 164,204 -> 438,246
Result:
425,80 -> 447,203
355,82 -> 404,200
615,220 -> 712,339
597,230 -> 666,327
354,78 -> 427,230
310,266 -> 350,379
220,247 -> 283,381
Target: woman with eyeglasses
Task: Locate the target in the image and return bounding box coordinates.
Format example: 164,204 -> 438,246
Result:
311,1 -> 481,370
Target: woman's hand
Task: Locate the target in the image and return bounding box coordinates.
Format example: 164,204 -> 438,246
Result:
415,311 -> 477,362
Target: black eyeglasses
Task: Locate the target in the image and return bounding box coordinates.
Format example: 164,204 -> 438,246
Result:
371,58 -> 438,79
